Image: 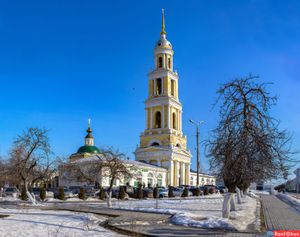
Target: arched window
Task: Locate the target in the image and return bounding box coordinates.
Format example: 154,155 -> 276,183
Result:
155,111 -> 161,128
176,143 -> 181,148
171,80 -> 175,96
157,174 -> 163,187
172,112 -> 176,129
158,56 -> 163,68
124,175 -> 131,186
190,177 -> 194,186
136,172 -> 143,186
156,78 -> 162,95
147,173 -> 153,187
151,142 -> 160,146
168,57 -> 171,69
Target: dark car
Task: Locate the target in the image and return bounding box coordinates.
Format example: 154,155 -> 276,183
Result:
69,186 -> 81,195
189,186 -> 204,196
84,186 -> 96,197
32,187 -> 54,199
204,185 -> 217,193
216,186 -> 226,193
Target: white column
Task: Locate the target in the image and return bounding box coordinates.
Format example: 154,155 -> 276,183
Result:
146,109 -> 148,129
176,161 -> 180,186
162,106 -> 165,128
168,106 -> 171,129
169,160 -> 173,186
177,110 -> 179,131
180,162 -> 185,185
150,107 -> 153,129
186,164 -> 190,186
179,111 -> 182,132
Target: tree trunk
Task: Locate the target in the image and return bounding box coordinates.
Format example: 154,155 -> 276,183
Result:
105,191 -> 112,208
236,188 -> 242,204
222,192 -> 232,218
24,182 -> 36,205
230,193 -> 236,211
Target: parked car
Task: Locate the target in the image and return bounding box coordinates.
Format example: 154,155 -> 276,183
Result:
84,186 -> 97,197
63,188 -> 74,198
158,188 -> 168,198
173,187 -> 192,197
47,188 -> 58,197
47,187 -> 74,199
216,186 -> 226,193
204,185 -> 217,194
109,187 -> 119,198
32,188 -> 54,199
189,186 -> 204,196
143,188 -> 153,198
69,186 -> 81,195
4,187 -> 20,198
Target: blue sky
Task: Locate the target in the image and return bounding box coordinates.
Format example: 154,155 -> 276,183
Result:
0,1 -> 299,178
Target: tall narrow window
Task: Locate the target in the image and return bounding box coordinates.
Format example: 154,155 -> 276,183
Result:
171,80 -> 175,96
168,57 -> 171,69
172,112 -> 176,129
156,78 -> 162,95
155,111 -> 161,128
158,57 -> 163,68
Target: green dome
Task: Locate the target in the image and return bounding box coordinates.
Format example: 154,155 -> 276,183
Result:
77,145 -> 101,154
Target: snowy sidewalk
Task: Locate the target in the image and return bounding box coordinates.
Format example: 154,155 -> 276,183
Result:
261,195 -> 300,230
46,203 -> 264,237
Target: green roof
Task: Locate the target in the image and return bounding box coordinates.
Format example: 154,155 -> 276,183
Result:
77,145 -> 101,154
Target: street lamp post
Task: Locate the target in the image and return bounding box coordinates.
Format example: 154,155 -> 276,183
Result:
189,119 -> 204,187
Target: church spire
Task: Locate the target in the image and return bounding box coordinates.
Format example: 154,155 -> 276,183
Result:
85,118 -> 94,146
161,9 -> 166,36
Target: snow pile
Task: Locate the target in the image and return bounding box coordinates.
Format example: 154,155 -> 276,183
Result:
45,198 -> 62,202
113,195 -> 257,231
277,193 -> 300,212
171,212 -> 235,230
250,190 -> 270,195
0,196 -> 20,202
248,192 -> 259,198
0,207 -> 125,237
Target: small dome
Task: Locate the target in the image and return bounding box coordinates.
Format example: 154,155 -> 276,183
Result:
85,133 -> 93,139
156,37 -> 172,49
77,145 -> 101,154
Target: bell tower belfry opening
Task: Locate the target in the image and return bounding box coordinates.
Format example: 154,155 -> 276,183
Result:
134,10 -> 192,186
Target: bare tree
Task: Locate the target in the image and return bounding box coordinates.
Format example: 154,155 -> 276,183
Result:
8,128 -> 52,203
206,75 -> 294,217
65,147 -> 136,208
0,158 -> 7,188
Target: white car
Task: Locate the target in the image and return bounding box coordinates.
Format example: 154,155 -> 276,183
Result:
173,187 -> 193,197
4,187 -> 20,198
158,188 -> 169,198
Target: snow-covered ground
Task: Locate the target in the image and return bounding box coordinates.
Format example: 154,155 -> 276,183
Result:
277,193 -> 300,212
110,194 -> 258,231
0,207 -> 125,237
